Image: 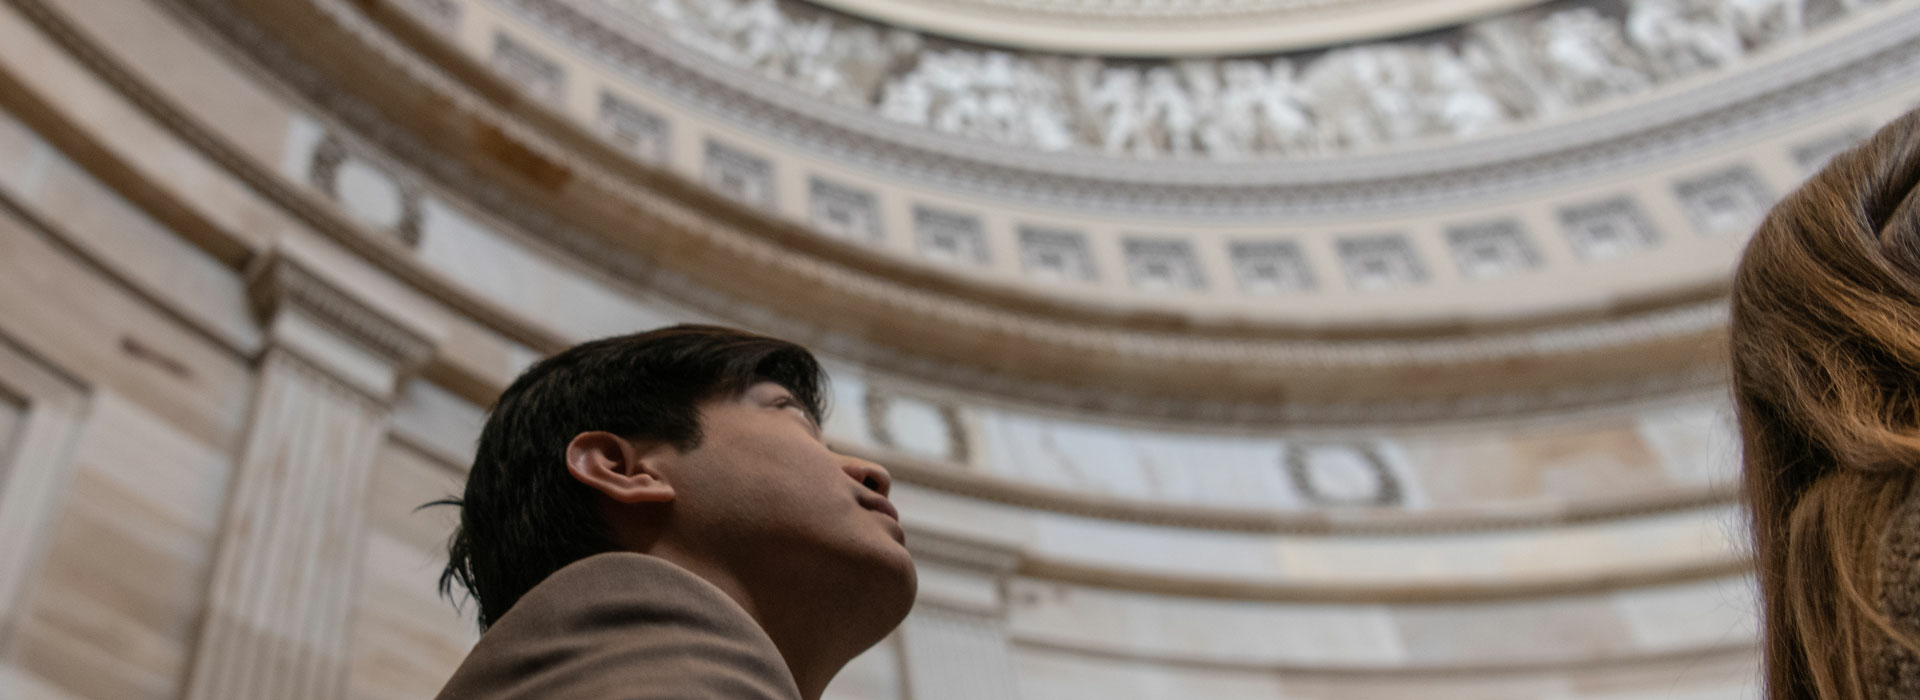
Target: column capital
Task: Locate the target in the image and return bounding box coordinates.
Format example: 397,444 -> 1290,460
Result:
246,238 -> 439,403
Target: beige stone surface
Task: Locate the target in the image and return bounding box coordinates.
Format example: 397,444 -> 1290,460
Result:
0,663 -> 87,700
0,0 -> 270,261
347,532 -> 476,700
822,636 -> 903,700
0,392 -> 20,462
1564,650 -> 1759,698
50,0 -> 297,165
0,204 -> 251,448
1278,673 -> 1574,700
1007,579 -> 1407,665
12,392 -> 231,700
1015,646 -> 1295,700
9,123 -> 259,353
1392,596 -> 1638,664
1399,420 -> 1670,506
0,107 -> 50,197
1024,505 -> 1740,588
345,441 -> 476,700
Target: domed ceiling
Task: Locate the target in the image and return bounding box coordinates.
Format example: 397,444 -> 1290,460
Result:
198,0 -> 1920,424
0,0 -> 1859,694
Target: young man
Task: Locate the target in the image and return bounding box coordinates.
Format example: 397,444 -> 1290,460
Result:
433,325 -> 917,700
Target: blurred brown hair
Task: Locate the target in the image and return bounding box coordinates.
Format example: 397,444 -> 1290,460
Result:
1732,108 -> 1920,700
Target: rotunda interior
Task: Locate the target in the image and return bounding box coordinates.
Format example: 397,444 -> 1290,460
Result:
0,0 -> 1911,698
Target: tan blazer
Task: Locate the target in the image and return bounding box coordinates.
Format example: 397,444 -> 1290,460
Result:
435,552 -> 803,700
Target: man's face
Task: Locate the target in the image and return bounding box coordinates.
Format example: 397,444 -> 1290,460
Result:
662,381 -> 916,621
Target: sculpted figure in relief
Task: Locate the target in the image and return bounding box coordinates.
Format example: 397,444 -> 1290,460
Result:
1626,0 -> 1745,79
1205,60 -> 1265,158
880,50 -> 1073,150
1727,0 -> 1805,46
1143,66 -> 1201,157
1072,61 -> 1151,156
1534,7 -> 1650,104
1302,47 -> 1421,151
1212,59 -> 1314,156
620,0 -> 1870,160
1423,46 -> 1508,137
1248,60 -> 1317,154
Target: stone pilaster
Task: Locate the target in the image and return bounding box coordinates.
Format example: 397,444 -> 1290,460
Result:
897,529 -> 1025,700
184,243 -> 434,700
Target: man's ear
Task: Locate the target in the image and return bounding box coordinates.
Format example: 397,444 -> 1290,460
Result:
565,431 -> 676,504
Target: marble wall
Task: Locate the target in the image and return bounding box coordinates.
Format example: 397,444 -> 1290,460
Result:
0,0 -> 1768,698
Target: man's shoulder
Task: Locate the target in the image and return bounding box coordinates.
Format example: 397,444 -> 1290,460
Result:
434,553 -> 802,700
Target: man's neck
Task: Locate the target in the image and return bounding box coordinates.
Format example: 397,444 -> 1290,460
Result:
645,549 -> 855,700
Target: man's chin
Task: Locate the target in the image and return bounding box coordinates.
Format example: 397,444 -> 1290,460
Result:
859,542 -> 918,620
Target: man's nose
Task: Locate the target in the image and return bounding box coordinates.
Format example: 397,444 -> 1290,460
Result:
844,459 -> 893,497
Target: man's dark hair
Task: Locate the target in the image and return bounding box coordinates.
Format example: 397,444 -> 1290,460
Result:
435,324 -> 828,629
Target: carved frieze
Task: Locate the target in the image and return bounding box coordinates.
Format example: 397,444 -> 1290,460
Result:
602,0 -> 1877,161
503,0 -> 1920,218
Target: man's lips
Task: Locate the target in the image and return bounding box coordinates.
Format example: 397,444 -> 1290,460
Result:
859,495 -> 900,523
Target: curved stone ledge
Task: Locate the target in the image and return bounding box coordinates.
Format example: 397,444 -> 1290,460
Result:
897,485 -> 1745,598
867,444 -> 1734,535
1014,554 -> 1748,604
1004,574 -> 1757,667
115,0 -> 1759,423
1012,635 -> 1754,679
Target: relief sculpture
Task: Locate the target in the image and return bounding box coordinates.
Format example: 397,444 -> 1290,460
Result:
616,0 -> 1873,159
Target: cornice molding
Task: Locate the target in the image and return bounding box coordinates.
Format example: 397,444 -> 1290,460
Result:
856,442 -> 1735,535
247,240 -> 438,401
1016,553 -> 1750,605
1012,633 -> 1754,677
